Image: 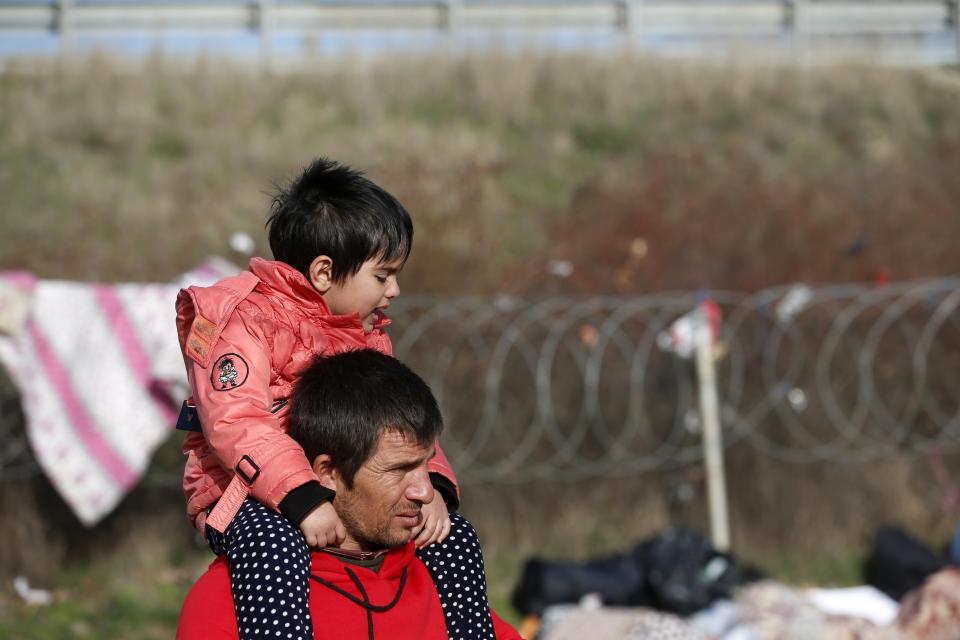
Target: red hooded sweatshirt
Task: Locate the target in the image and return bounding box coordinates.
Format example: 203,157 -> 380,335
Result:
176,543 -> 522,640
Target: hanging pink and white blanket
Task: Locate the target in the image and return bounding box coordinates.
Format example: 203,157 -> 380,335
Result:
0,258 -> 238,526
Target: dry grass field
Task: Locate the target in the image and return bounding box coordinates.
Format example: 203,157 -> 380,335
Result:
1,52 -> 960,637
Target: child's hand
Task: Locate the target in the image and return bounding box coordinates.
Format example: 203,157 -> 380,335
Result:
415,493 -> 451,549
300,501 -> 346,548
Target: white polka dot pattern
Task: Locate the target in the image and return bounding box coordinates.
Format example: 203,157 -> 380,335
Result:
417,513 -> 496,640
208,503 -> 495,640
208,499 -> 314,640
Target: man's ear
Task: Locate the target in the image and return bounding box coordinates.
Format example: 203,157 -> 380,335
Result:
312,453 -> 338,491
307,256 -> 335,294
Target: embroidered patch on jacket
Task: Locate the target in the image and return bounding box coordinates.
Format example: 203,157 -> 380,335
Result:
193,314 -> 218,339
210,353 -> 249,391
186,336 -> 209,363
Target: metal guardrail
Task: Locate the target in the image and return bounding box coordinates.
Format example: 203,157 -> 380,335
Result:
4,278 -> 960,484
0,0 -> 958,65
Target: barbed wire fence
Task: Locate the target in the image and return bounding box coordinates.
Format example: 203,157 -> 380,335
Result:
2,278 -> 960,488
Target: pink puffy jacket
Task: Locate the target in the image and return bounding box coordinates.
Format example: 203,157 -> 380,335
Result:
176,258 -> 459,533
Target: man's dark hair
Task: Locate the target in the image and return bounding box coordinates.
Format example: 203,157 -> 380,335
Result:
289,349 -> 443,488
267,157 -> 413,282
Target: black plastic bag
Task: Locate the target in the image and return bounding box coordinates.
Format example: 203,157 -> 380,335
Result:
635,527 -> 762,616
864,525 -> 946,601
511,527 -> 761,617
511,549 -> 649,616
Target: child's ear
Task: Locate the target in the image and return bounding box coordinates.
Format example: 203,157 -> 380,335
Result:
307,256 -> 335,294
312,453 -> 338,491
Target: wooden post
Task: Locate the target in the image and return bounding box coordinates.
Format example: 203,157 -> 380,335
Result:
695,305 -> 730,552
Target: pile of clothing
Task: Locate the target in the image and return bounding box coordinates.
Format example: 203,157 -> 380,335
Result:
513,527 -> 960,640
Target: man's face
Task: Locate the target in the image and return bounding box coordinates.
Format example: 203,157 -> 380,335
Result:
333,430 -> 435,551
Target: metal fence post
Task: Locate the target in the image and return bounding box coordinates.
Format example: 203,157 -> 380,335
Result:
57,0 -> 73,59
443,0 -> 464,55
953,0 -> 960,65
258,0 -> 274,72
695,305 -> 731,552
622,0 -> 643,48
791,0 -> 811,65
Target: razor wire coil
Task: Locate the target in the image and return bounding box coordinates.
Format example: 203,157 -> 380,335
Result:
2,277 -> 959,484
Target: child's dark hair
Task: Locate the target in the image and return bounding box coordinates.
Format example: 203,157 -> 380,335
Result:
288,349 -> 443,488
267,157 -> 413,282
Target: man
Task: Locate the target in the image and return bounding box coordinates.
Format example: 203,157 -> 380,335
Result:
177,349 -> 521,639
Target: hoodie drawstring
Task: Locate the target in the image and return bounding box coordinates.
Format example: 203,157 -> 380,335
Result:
309,567 -> 408,640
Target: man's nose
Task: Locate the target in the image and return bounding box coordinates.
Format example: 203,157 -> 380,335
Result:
406,466 -> 434,505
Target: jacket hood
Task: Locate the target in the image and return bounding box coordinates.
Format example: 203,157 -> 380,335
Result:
308,542 -> 417,640
311,542 -> 416,584
248,257 -> 328,312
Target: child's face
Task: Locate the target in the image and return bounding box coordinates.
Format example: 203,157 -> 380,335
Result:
321,257 -> 402,333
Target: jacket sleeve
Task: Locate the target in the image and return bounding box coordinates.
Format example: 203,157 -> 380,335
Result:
187,310 -> 318,513
429,442 -> 460,509
181,430 -> 224,524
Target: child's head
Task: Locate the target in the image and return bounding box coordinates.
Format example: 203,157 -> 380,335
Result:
267,157 -> 412,331
288,349 -> 443,489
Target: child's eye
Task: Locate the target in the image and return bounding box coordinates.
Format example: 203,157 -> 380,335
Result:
376,276 -> 388,284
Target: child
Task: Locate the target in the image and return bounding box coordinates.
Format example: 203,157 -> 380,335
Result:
175,158 -> 494,639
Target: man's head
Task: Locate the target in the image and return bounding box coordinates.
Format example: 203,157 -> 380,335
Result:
267,157 -> 412,332
289,349 -> 444,551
